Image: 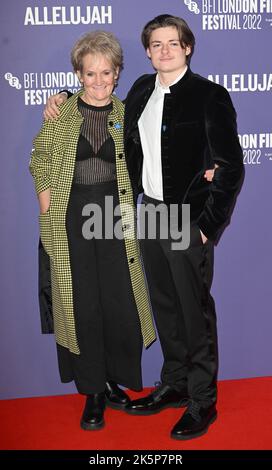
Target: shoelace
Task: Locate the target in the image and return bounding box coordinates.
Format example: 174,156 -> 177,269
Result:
186,401 -> 201,422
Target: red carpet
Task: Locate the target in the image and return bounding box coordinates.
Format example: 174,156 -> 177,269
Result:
0,377 -> 271,450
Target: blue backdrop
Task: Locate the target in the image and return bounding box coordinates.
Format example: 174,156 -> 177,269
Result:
1,0 -> 271,399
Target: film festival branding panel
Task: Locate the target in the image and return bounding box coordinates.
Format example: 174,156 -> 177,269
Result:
6,4 -> 113,103
207,72 -> 272,92
4,71 -> 81,105
4,68 -> 272,107
183,0 -> 272,30
24,4 -> 112,26
239,132 -> 272,164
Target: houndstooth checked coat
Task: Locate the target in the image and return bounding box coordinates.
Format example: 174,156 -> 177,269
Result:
29,90 -> 156,355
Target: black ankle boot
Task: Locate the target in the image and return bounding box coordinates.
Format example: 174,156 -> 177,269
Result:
80,392 -> 105,430
105,380 -> 131,409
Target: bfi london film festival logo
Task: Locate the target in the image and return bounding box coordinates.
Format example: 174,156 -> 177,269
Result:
239,132 -> 272,164
4,73 -> 22,90
183,0 -> 272,30
183,1 -> 201,14
4,71 -> 81,105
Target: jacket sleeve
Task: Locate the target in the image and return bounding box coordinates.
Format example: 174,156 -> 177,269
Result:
197,86 -> 245,240
29,119 -> 55,194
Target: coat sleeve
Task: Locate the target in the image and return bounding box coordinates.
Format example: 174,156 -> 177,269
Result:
29,119 -> 55,194
197,86 -> 245,240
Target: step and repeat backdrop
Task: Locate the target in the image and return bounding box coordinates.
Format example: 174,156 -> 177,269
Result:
1,0 -> 271,398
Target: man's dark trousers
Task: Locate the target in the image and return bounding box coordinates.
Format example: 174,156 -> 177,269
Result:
140,194 -> 218,407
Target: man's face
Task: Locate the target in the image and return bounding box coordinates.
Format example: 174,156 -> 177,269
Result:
146,26 -> 191,78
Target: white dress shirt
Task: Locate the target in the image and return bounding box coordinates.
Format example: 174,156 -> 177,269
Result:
138,67 -> 188,201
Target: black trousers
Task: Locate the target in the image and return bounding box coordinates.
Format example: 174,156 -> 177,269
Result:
57,181 -> 142,394
139,195 -> 218,407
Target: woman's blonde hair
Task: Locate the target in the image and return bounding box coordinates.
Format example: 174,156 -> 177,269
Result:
71,30 -> 123,74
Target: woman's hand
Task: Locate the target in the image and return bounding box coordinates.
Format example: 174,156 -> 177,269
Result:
204,164 -> 219,182
43,92 -> 68,120
200,230 -> 208,244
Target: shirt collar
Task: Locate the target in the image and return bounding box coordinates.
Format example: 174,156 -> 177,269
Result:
155,66 -> 188,92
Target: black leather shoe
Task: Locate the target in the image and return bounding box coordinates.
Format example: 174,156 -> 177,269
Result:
171,401 -> 217,440
80,393 -> 105,430
125,383 -> 189,415
105,380 -> 131,410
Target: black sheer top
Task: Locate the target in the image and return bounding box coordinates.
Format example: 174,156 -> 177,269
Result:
73,97 -> 116,185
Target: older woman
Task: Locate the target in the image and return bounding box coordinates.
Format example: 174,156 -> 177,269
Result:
29,31 -> 156,431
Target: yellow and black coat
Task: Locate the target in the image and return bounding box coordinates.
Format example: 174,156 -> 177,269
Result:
30,90 -> 156,355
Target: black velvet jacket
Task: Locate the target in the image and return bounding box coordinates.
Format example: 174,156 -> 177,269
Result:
124,68 -> 244,241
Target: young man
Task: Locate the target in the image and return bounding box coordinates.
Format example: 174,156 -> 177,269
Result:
123,14 -> 244,440
43,14 -> 244,440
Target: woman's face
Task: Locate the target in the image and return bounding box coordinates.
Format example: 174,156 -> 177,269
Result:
77,53 -> 118,106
